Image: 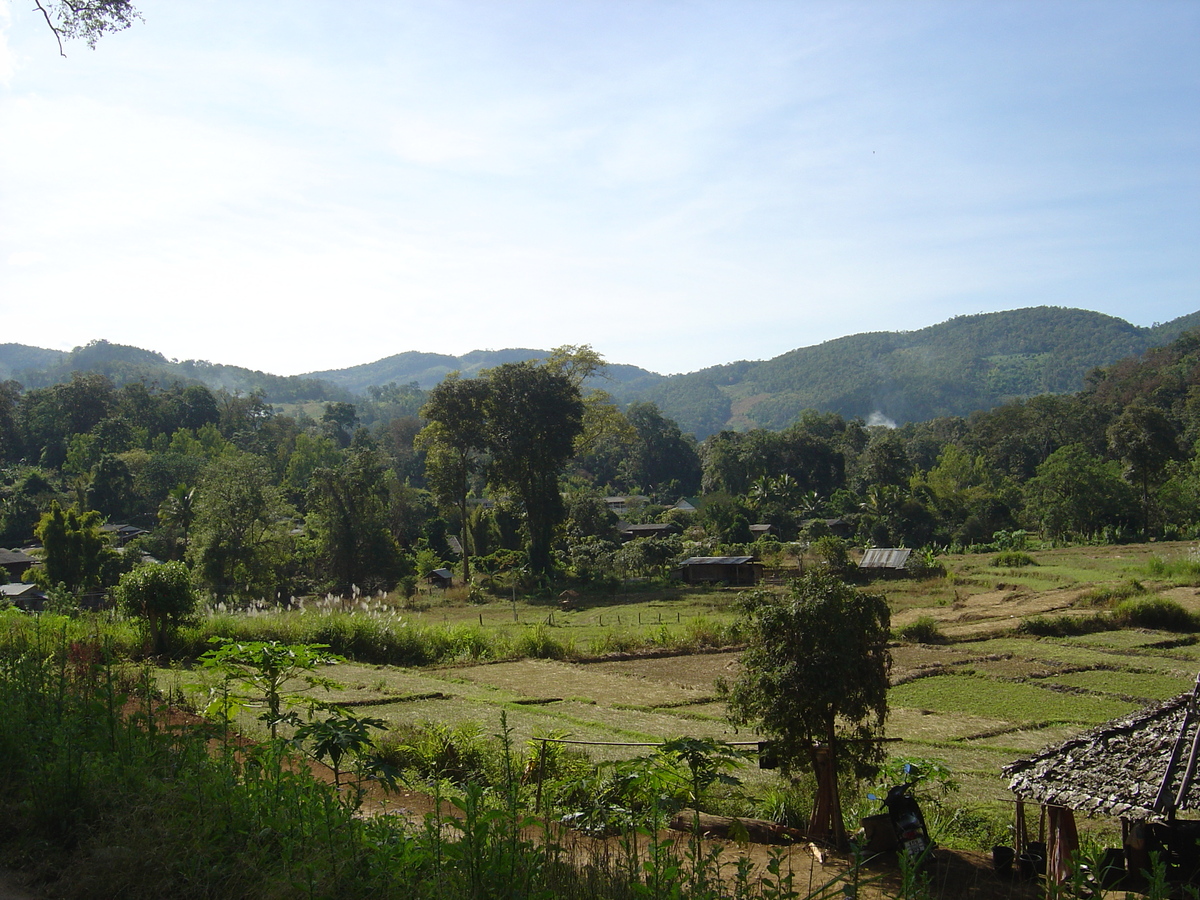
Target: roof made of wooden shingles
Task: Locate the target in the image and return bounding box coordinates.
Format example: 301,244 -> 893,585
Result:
1004,691 -> 1200,822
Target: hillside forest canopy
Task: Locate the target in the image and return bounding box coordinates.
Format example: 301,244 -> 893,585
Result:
3,328 -> 1200,604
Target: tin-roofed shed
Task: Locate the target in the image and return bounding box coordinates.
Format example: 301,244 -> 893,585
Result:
858,548 -> 911,571
677,556 -> 762,586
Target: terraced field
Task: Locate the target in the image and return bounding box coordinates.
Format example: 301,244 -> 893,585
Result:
168,541 -> 1200,837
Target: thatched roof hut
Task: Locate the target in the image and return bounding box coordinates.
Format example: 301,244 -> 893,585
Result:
1004,687 -> 1200,824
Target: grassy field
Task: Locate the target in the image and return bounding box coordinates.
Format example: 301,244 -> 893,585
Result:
164,540 -> 1200,848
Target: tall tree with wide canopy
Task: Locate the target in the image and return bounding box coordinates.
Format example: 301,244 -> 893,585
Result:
418,374 -> 490,582
1108,402 -> 1180,538
306,450 -> 408,594
483,362 -> 584,576
725,573 -> 891,849
188,451 -> 295,602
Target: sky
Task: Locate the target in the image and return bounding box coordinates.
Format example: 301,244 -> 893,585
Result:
0,1 -> 1196,378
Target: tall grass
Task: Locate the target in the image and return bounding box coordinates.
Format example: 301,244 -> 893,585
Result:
1018,596 -> 1200,637
176,608 -> 740,667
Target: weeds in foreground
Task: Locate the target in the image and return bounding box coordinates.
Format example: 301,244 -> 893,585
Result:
0,624 -> 1047,899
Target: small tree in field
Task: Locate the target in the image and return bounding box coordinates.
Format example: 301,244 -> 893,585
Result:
724,573 -> 891,849
199,639 -> 344,739
116,560 -> 198,655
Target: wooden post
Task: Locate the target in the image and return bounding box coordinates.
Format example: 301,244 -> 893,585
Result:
535,739 -> 548,813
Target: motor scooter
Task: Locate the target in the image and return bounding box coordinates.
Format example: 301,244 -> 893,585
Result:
880,779 -> 932,863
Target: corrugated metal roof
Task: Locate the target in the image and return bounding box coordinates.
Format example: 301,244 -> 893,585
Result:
859,548 -> 912,569
680,557 -> 755,566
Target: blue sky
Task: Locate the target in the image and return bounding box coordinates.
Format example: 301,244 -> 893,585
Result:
1,1 -> 1196,377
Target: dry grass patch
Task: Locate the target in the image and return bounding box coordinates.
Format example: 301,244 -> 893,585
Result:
437,659 -> 712,707
582,651 -> 741,689
886,707 -> 1014,743
970,724 -> 1083,752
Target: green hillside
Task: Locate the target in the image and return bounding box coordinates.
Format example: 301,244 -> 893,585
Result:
611,307 -> 1200,437
3,306 -> 1196,437
304,349 -> 661,393
0,340 -> 349,404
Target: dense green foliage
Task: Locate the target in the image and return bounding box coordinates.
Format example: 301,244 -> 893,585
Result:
6,318 -> 1200,611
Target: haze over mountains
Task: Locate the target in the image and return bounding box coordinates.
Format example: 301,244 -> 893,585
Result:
3,306 -> 1197,440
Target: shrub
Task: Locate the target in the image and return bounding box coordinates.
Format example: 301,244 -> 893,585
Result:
375,721 -> 501,788
905,549 -> 947,580
895,616 -> 946,644
1114,597 -> 1200,632
750,777 -> 815,828
811,536 -> 855,578
1017,614 -> 1113,637
512,624 -> 573,660
1079,580 -> 1146,608
991,551 -> 1037,568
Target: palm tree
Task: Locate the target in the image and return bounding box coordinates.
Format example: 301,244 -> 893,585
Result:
158,485 -> 196,558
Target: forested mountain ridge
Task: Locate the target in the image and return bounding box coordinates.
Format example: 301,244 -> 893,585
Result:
608,307 -> 1200,437
0,340 -> 352,403
304,349 -> 662,393
3,307 -> 1197,439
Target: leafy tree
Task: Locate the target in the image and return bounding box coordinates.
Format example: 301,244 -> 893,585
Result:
1108,403 -> 1180,537
852,428 -> 912,492
418,374 -> 490,582
0,381 -> 22,463
1022,444 -> 1134,540
188,452 -> 295,602
0,467 -> 60,546
33,500 -> 118,595
282,432 -> 343,501
548,344 -> 635,461
623,402 -> 701,498
724,573 -> 890,849
321,402 -> 359,449
86,453 -> 134,520
564,492 -> 621,544
157,484 -> 196,559
306,450 -> 409,594
31,0 -> 141,55
116,560 -> 198,654
483,362 -> 584,576
698,493 -> 754,545
914,444 -> 1016,545
18,372 -> 115,468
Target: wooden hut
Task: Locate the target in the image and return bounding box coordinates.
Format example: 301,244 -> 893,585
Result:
425,568 -> 453,590
619,522 -> 681,542
677,556 -> 763,586
0,548 -> 36,581
1004,680 -> 1200,887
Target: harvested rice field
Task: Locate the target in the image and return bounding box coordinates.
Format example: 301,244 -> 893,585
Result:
164,541 -> 1200,839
